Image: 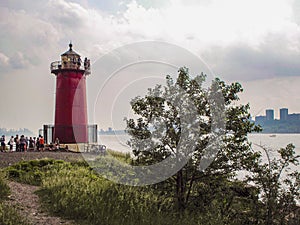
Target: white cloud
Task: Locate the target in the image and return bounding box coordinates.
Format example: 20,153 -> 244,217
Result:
2,0 -> 296,71
0,51 -> 31,70
0,52 -> 9,68
114,0 -> 296,48
10,51 -> 30,69
1,0 -> 298,52
46,0 -> 90,28
0,6 -> 60,71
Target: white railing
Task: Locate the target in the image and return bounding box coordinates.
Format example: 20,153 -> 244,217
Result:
50,60 -> 91,75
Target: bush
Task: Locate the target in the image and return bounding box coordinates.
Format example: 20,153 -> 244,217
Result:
0,203 -> 29,225
5,159 -> 76,185
0,172 -> 10,201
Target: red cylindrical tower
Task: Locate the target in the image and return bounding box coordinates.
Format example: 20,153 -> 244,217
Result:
50,43 -> 91,144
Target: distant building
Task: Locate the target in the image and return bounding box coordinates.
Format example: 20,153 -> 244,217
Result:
288,113 -> 300,121
266,109 -> 274,121
255,115 -> 266,125
280,108 -> 288,121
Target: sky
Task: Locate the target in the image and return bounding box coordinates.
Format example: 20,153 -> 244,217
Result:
1,0 -> 300,133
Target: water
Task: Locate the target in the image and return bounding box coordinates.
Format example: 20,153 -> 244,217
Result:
249,133 -> 300,153
99,133 -> 300,155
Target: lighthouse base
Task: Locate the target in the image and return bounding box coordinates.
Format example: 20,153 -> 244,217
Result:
43,124 -> 98,145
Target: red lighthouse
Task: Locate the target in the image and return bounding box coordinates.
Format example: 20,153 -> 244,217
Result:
50,43 -> 91,144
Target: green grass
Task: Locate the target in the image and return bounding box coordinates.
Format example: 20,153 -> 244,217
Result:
5,158 -> 66,185
3,158 -> 212,225
2,158 -> 262,225
36,163 -> 163,225
33,160 -> 222,225
106,149 -> 131,163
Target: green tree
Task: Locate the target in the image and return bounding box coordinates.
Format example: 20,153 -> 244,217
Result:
249,143 -> 300,225
126,67 -> 260,212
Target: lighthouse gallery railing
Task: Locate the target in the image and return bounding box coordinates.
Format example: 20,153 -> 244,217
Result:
50,61 -> 91,75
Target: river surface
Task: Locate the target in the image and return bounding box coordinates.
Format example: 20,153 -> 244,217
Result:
99,133 -> 300,182
99,133 -> 300,155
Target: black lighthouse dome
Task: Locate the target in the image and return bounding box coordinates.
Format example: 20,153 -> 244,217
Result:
61,42 -> 81,57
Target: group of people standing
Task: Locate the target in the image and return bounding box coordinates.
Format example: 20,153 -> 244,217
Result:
0,135 -> 59,152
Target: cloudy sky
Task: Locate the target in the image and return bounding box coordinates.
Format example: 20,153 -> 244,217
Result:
1,0 -> 300,133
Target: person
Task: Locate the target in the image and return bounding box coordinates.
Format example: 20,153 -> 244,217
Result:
25,137 -> 29,151
28,137 -> 34,151
84,57 -> 87,69
49,142 -> 54,151
39,136 -> 45,151
20,135 -> 26,152
9,136 -> 14,152
33,137 -> 36,150
14,135 -> 20,152
72,57 -> 77,68
0,135 -> 5,152
36,136 -> 40,151
77,57 -> 82,69
54,137 -> 60,151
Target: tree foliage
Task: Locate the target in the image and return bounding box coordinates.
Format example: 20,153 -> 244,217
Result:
249,143 -> 300,225
126,67 -> 261,211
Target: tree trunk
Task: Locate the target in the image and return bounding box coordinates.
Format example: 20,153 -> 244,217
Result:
176,169 -> 185,213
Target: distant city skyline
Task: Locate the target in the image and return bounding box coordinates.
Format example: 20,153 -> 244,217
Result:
254,107 -> 300,133
254,107 -> 300,121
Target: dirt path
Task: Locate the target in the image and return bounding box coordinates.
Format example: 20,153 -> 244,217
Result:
5,181 -> 75,225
